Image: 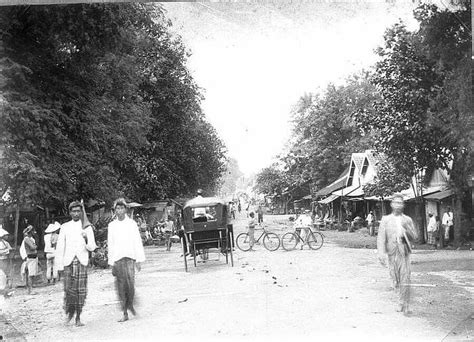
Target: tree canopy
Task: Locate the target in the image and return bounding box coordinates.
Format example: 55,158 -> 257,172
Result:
0,3 -> 226,207
280,72 -> 378,192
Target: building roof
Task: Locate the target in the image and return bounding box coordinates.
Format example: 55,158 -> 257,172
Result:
314,167 -> 350,197
318,194 -> 340,204
424,189 -> 455,201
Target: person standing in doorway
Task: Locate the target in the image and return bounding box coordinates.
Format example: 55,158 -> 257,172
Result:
442,207 -> 454,244
377,194 -> 418,315
108,198 -> 145,322
426,213 -> 438,249
55,201 -> 97,327
366,211 -> 375,236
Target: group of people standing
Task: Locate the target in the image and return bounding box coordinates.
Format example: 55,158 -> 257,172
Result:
427,207 -> 454,249
1,198 -> 146,326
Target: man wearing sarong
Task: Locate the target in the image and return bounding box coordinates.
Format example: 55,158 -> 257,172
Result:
377,194 -> 418,314
107,198 -> 145,322
55,201 -> 97,326
23,225 -> 39,294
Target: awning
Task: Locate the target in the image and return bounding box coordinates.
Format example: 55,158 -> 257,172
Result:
424,189 -> 455,201
332,185 -> 360,197
392,185 -> 445,201
318,194 -> 340,204
346,187 -> 364,197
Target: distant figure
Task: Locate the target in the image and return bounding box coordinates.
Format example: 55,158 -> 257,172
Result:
238,202 -> 241,214
377,194 -> 418,315
295,210 -> 312,250
366,211 -> 375,236
256,205 -> 264,224
442,207 -> 454,243
44,222 -> 61,284
247,212 -> 257,250
229,202 -> 236,219
164,216 -> 174,251
426,213 -> 438,249
23,225 -> 38,294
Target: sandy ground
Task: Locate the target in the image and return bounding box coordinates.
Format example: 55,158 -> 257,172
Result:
1,214 -> 473,342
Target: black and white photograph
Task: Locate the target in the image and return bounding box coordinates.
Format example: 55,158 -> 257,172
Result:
0,0 -> 472,341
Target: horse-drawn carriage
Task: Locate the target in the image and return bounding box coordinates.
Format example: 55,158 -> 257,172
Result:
181,196 -> 234,272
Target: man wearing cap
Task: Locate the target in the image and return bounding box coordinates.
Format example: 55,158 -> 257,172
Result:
107,198 -> 145,322
55,201 -> 97,326
377,194 -> 418,314
23,225 -> 38,294
44,221 -> 61,284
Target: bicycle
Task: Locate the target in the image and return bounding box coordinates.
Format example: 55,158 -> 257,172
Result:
236,226 -> 280,251
281,226 -> 324,251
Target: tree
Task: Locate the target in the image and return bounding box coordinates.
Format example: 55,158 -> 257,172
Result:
282,72 -> 378,191
254,165 -> 289,196
353,2 -> 472,245
0,3 -> 226,209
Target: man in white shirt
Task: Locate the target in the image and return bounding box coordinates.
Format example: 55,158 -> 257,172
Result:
442,207 -> 454,242
295,210 -> 313,249
108,198 -> 146,322
56,201 -> 97,327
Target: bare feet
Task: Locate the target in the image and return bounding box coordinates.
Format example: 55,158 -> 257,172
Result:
129,307 -> 137,316
75,320 -> 85,327
118,314 -> 129,322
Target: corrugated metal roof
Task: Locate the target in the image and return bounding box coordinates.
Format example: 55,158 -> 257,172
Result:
314,167 -> 350,197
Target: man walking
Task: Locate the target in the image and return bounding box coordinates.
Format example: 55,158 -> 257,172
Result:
55,201 -> 97,327
377,194 -> 418,314
107,198 -> 145,322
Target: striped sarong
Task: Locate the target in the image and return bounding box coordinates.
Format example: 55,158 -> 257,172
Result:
388,243 -> 411,309
63,257 -> 88,314
427,231 -> 437,245
113,257 -> 136,312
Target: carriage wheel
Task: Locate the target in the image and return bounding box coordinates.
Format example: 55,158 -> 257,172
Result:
307,232 -> 324,250
263,233 -> 280,251
236,233 -> 251,251
281,232 -> 298,251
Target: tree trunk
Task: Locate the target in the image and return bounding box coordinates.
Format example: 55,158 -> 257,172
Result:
453,194 -> 463,248
14,204 -> 20,249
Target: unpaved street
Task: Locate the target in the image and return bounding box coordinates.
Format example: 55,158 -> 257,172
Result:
2,214 -> 473,341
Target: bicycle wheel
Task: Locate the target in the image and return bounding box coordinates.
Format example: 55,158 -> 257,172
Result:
236,233 -> 251,251
307,231 -> 324,250
263,233 -> 280,251
281,232 -> 298,251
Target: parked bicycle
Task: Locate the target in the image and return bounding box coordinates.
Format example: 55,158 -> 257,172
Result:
236,226 -> 280,251
281,226 -> 324,251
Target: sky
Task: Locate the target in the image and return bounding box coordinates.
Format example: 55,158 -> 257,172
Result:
161,1 -> 421,176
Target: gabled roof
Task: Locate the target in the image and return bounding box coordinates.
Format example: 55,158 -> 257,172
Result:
351,153 -> 366,172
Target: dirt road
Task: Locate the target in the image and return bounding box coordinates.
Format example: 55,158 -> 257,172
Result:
2,214 -> 473,341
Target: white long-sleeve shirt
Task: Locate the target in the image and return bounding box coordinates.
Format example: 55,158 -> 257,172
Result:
427,216 -> 437,232
55,220 -> 97,270
107,216 -> 146,266
295,214 -> 312,228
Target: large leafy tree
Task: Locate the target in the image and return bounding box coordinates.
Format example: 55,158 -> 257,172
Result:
354,2 -> 472,244
282,72 -> 378,191
254,165 -> 289,196
0,3 -> 226,208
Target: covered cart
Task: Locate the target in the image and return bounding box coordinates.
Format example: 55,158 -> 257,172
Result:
181,196 -> 234,271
